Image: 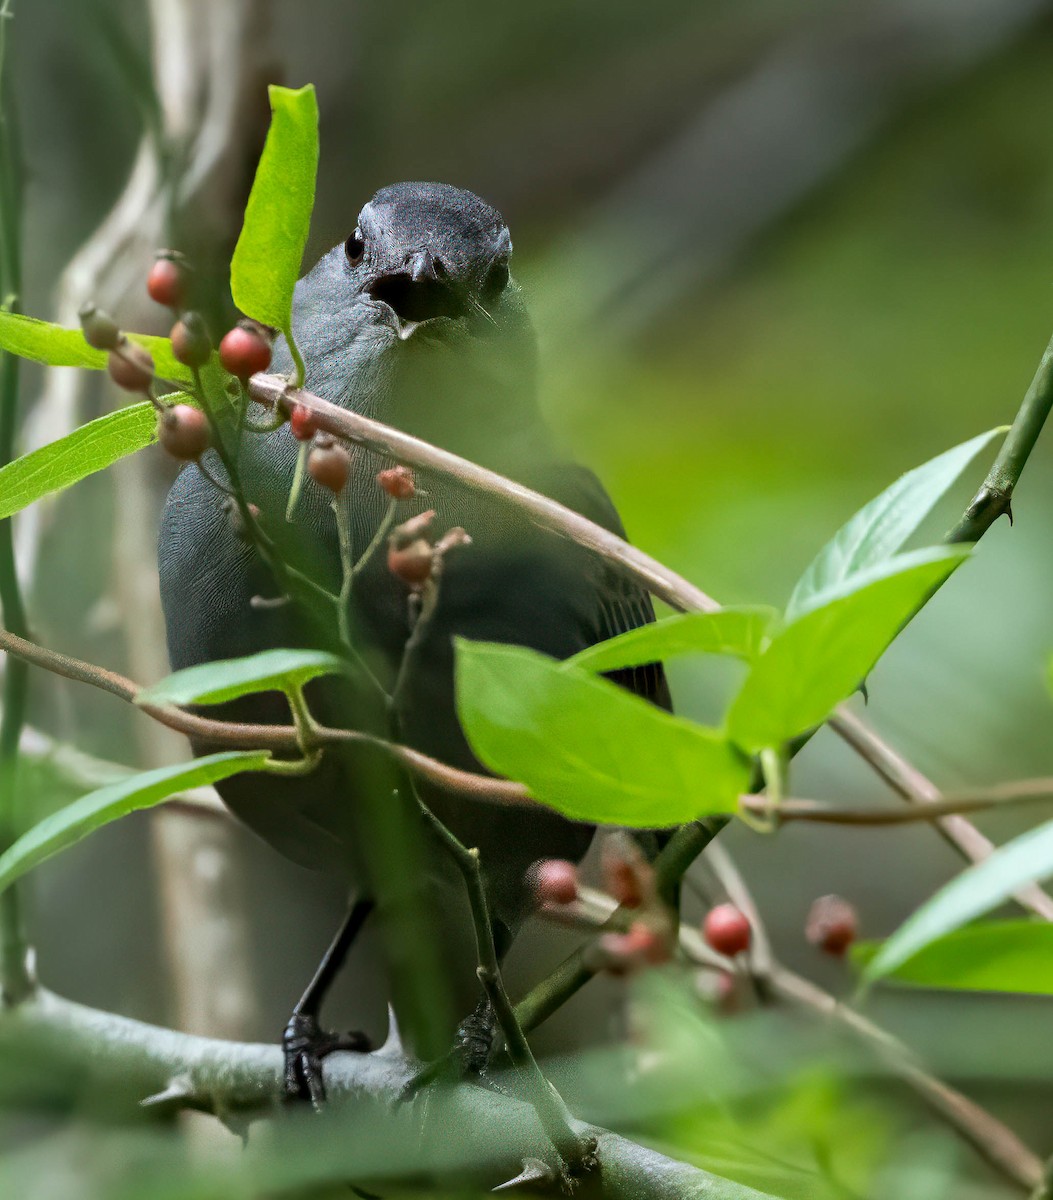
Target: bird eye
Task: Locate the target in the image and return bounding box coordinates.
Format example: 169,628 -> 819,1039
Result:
345,229 -> 365,266
483,259 -> 509,298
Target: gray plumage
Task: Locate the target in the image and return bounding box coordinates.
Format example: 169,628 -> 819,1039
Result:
158,182 -> 668,1047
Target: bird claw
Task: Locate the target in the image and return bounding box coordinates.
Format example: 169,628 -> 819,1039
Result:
398,1001 -> 497,1102
282,1012 -> 371,1109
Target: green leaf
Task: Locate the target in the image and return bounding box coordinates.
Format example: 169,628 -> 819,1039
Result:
137,648 -> 349,707
230,83 -> 319,379
786,428 -> 1004,621
0,401 -> 159,521
862,817 -> 1053,986
0,311 -> 108,368
0,311 -> 198,383
728,546 -> 970,754
455,639 -> 751,826
853,921 -> 1053,994
0,752 -> 268,895
566,606 -> 777,675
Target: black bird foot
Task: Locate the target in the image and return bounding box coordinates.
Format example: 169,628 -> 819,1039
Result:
400,1000 -> 497,1101
282,1012 -> 372,1109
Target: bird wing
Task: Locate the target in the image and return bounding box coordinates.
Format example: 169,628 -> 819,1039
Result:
536,462 -> 671,711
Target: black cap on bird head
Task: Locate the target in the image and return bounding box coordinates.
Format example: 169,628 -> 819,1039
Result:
345,182 -> 513,339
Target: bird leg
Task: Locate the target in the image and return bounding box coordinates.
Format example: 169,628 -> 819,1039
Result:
282,896 -> 375,1108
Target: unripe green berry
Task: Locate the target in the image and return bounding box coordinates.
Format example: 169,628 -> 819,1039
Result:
79,302 -> 121,351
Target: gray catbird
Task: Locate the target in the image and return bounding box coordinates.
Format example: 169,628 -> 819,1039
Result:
158,182 -> 669,1099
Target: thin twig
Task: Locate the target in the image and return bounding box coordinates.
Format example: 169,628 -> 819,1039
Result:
741,780 -> 1053,825
832,708 -> 1053,920
248,375 -> 721,616
0,627 -> 529,807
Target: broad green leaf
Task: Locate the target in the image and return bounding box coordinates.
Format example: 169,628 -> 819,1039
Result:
230,83 -> 318,378
455,639 -> 751,826
853,921 -> 1053,994
0,752 -> 268,895
0,311 -> 199,383
137,648 -> 349,707
786,428 -> 1004,620
0,402 -> 159,521
728,546 -> 970,753
567,606 -> 777,675
862,817 -> 1053,986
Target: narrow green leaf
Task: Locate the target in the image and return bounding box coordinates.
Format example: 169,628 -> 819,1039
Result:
0,752 -> 268,895
0,402 -> 159,521
862,817 -> 1053,986
230,83 -> 318,377
567,606 -> 777,675
728,546 -> 970,754
0,311 -> 107,368
137,648 -> 349,707
0,310 -> 199,383
786,428 -> 1005,620
455,639 -> 751,827
853,921 -> 1053,994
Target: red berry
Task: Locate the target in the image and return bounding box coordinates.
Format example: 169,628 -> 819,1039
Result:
147,256 -> 187,309
377,465 -> 416,499
107,340 -> 154,392
218,323 -> 271,381
307,436 -> 351,493
533,859 -> 579,906
158,404 -> 210,461
805,895 -> 858,957
289,405 -> 318,441
387,538 -> 433,586
170,313 -> 212,368
703,904 -> 751,957
78,302 -> 121,351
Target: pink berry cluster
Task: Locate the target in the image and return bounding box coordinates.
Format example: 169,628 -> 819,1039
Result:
532,832 -> 678,977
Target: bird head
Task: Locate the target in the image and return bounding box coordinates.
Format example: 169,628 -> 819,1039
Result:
345,182 -> 513,341
280,182 -> 541,461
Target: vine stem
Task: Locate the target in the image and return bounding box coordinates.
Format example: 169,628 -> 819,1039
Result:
416,797 -> 589,1177
0,0 -> 32,1005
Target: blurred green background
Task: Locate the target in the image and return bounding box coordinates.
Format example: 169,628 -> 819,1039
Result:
7,0 -> 1053,1195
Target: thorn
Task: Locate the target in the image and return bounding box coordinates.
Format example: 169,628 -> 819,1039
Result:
493,1158 -> 557,1191
1005,500 -> 1014,526
377,1003 -> 404,1057
141,1073 -> 194,1109
858,679 -> 869,705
